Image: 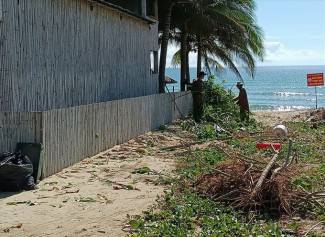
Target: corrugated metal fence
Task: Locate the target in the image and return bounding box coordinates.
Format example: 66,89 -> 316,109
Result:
0,92 -> 192,178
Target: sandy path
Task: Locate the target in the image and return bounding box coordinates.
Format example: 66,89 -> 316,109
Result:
2,109 -> 324,236
0,123 -> 195,237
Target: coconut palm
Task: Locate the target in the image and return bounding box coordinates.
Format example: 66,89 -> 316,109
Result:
158,0 -> 195,92
158,0 -> 192,93
170,0 -> 265,81
194,0 -> 265,79
158,0 -> 265,91
158,1 -> 175,93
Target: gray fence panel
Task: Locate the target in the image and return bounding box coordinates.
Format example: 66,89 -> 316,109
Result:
0,112 -> 42,152
1,92 -> 192,178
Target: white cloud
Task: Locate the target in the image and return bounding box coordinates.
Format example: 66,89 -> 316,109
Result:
260,41 -> 325,66
163,41 -> 325,68
164,44 -> 197,68
267,36 -> 324,40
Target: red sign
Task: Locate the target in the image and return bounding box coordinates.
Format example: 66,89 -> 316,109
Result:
307,73 -> 324,87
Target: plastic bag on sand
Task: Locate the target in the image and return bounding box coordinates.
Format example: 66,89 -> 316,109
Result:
0,152 -> 36,191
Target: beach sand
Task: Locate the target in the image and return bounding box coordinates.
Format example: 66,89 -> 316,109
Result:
0,109 -> 324,236
0,124 -> 196,237
252,109 -> 311,127
252,108 -> 325,127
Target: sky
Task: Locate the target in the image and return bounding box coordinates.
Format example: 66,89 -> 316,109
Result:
166,0 -> 325,67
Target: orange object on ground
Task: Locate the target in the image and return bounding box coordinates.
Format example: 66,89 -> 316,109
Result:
256,142 -> 281,150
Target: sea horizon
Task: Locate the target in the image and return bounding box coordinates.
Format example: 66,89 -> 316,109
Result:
166,65 -> 325,112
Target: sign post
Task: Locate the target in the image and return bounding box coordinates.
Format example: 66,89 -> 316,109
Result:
307,73 -> 324,108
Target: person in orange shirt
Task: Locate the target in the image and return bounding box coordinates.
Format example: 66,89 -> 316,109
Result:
233,81 -> 250,122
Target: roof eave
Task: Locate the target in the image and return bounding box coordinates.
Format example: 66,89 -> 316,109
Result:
88,0 -> 156,25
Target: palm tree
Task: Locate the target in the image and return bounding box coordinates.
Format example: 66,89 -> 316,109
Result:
169,0 -> 265,81
189,0 -> 264,79
158,0 -> 175,93
159,0 -> 265,92
202,0 -> 264,79
158,0 -> 194,92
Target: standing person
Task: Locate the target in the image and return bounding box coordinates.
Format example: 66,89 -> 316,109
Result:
191,71 -> 207,122
233,81 -> 250,122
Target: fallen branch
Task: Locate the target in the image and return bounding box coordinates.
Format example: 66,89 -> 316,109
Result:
213,189 -> 240,201
252,151 -> 279,194
298,187 -> 325,209
183,142 -> 233,178
159,141 -> 205,151
244,164 -> 254,175
213,143 -> 267,166
283,138 -> 293,167
303,221 -> 325,236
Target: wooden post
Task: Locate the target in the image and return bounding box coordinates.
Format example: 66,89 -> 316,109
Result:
315,86 -> 318,109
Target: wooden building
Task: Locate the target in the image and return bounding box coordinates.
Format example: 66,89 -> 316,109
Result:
0,0 -> 192,179
0,0 -> 159,111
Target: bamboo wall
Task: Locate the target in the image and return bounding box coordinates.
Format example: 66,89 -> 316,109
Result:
0,0 -> 158,112
0,112 -> 43,152
0,92 -> 192,178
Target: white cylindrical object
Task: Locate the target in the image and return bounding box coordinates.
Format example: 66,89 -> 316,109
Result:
272,125 -> 288,137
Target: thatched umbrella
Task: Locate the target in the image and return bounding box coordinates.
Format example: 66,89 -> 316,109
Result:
165,76 -> 177,84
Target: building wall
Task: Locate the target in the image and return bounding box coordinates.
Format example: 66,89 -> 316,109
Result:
0,0 -> 159,111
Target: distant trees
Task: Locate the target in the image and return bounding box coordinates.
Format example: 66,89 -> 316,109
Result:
158,0 -> 265,92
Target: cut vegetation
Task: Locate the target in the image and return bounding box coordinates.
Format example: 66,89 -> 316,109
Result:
127,80 -> 324,237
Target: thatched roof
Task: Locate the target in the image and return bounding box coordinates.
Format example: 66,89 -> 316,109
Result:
165,76 -> 177,84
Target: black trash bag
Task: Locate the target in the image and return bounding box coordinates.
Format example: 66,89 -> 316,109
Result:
0,151 -> 36,191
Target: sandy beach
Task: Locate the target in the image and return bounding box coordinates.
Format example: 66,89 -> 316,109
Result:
252,109 -> 311,127
0,109 -> 324,236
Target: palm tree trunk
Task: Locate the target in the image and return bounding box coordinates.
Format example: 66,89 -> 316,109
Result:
180,21 -> 187,91
197,34 -> 202,75
158,3 -> 174,93
186,45 -> 190,85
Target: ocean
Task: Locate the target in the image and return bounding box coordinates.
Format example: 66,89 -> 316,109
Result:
166,65 -> 325,111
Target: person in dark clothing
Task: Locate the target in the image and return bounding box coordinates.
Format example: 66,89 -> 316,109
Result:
233,81 -> 250,122
191,71 -> 206,122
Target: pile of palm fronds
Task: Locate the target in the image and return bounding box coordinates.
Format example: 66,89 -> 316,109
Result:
193,147 -> 324,217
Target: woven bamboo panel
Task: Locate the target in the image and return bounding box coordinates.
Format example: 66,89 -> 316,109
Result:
0,0 -> 158,112
41,92 -> 191,177
0,112 -> 42,152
